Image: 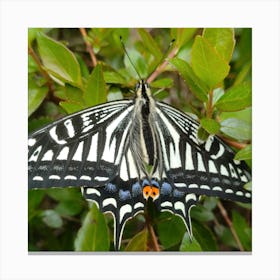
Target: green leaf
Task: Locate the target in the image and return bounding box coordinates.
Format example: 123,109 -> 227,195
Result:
41,209 -> 63,229
179,233 -> 202,251
212,87 -> 224,105
28,190 -> 45,209
191,205 -> 215,222
220,107 -> 252,123
28,28 -> 43,46
55,200 -> 83,216
124,49 -> 148,79
103,71 -> 126,84
220,118 -> 251,141
28,82 -> 48,116
157,212 -> 186,249
125,228 -> 148,251
138,28 -> 162,62
169,57 -> 208,102
192,220 -> 217,251
203,28 -> 235,63
232,210 -> 252,251
59,101 -> 85,114
150,78 -> 173,88
197,126 -> 210,142
36,32 -> 82,88
191,36 -> 230,89
84,64 -> 107,106
234,61 -> 252,86
74,204 -> 110,251
154,89 -> 169,100
215,82 -> 252,112
107,87 -> 123,101
46,188 -> 82,202
200,118 -> 220,135
234,144 -> 252,161
171,28 -> 197,48
214,225 -> 238,249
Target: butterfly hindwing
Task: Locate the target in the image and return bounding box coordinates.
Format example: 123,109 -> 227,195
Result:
82,146 -> 146,250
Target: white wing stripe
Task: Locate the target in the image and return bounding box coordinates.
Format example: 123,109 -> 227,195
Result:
87,134 -> 98,162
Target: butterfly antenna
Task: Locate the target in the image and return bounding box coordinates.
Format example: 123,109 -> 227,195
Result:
120,36 -> 142,80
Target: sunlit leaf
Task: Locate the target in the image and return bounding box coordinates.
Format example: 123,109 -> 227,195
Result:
203,28 -> 235,63
191,36 -> 230,89
138,28 -> 162,62
125,228 -> 148,251
74,204 -> 110,251
234,144 -> 252,161
36,32 -> 82,88
169,57 -> 208,101
200,118 -> 220,135
28,82 -> 48,116
215,82 -> 252,112
84,64 -> 107,106
179,233 -> 202,251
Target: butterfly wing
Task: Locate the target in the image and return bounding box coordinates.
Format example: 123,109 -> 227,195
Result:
28,100 -> 135,189
28,99 -> 147,250
151,101 -> 251,235
82,145 -> 146,250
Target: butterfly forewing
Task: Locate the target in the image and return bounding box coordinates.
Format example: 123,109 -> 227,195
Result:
28,100 -> 134,189
154,101 -> 251,203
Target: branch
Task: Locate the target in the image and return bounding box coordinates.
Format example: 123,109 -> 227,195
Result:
217,201 -> 244,251
220,136 -> 248,150
147,222 -> 161,251
28,46 -> 54,93
147,46 -> 178,84
79,28 -> 98,67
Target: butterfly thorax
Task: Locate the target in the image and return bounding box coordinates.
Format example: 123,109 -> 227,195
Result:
131,80 -> 158,173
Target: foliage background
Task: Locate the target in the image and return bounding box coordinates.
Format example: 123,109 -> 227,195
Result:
28,28 -> 252,252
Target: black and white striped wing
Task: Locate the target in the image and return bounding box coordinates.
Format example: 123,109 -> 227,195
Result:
154,101 -> 251,201
28,99 -> 147,250
82,143 -> 147,250
152,101 -> 251,234
28,100 -> 135,188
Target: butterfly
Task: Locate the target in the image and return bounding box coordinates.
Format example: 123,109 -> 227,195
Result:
28,79 -> 251,250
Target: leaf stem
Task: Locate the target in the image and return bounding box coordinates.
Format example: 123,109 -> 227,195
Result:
206,89 -> 213,118
79,28 -> 98,67
217,201 -> 244,251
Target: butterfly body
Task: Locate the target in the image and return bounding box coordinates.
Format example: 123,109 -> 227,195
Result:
28,80 -> 251,250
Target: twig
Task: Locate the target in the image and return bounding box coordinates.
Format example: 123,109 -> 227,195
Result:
79,28 -> 98,67
206,89 -> 214,118
147,222 -> 161,251
28,46 -> 54,93
220,136 -> 248,150
147,46 -> 178,84
217,201 -> 244,251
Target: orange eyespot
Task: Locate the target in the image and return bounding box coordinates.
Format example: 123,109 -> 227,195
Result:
142,185 -> 159,201
150,186 -> 159,199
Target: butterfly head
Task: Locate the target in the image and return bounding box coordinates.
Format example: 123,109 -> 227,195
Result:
135,80 -> 152,99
